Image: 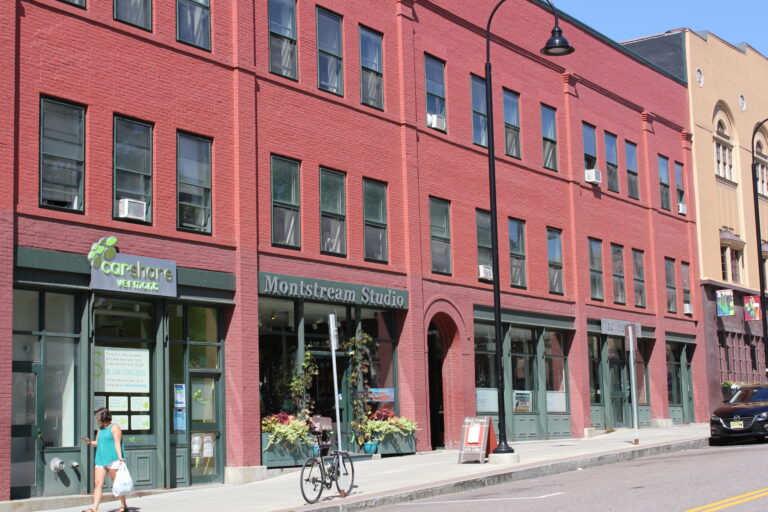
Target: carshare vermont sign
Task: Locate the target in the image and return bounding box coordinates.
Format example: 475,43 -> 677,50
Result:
88,236 -> 177,297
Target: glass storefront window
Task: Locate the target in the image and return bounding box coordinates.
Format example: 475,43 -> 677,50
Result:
169,304 -> 184,340
94,298 -> 152,338
510,327 -> 536,413
13,334 -> 40,363
474,322 -> 496,388
360,308 -> 394,340
191,377 -> 217,423
368,340 -> 396,412
44,337 -> 77,447
259,298 -> 297,416
190,344 -> 218,369
544,331 -> 567,413
189,306 -> 218,342
607,336 -> 625,359
667,342 -> 682,406
635,340 -> 649,405
13,289 -> 39,332
45,293 -> 75,333
588,335 -> 601,404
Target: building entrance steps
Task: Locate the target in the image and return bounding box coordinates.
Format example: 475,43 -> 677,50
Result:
15,424 -> 709,512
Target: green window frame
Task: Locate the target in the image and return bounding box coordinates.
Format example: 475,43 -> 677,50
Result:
632,249 -> 646,308
360,26 -> 383,110
611,243 -> 625,305
115,0 -> 152,31
605,132 -> 619,192
320,168 -> 346,256
177,0 -> 210,51
676,162 -> 686,213
317,7 -> 343,96
40,97 -> 85,212
503,89 -> 521,158
589,238 -> 603,300
471,75 -> 487,147
582,122 -> 596,170
430,197 -> 451,275
547,227 -> 564,294
509,217 -> 526,288
626,141 -> 639,199
114,116 -> 152,223
476,209 -> 492,279
659,154 -> 670,210
425,55 -> 446,131
177,131 -> 212,233
269,0 -> 298,79
510,327 -> 538,413
542,104 -> 558,170
363,178 -> 388,262
271,155 -> 301,248
665,257 -> 677,313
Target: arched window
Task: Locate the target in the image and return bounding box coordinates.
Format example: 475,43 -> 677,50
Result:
755,140 -> 768,195
714,117 -> 734,181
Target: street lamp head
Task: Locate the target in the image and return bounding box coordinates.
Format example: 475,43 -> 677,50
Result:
541,25 -> 574,56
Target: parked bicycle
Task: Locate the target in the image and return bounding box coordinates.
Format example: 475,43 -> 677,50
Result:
300,428 -> 355,504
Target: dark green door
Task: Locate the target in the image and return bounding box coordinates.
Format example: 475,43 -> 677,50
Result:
11,362 -> 43,499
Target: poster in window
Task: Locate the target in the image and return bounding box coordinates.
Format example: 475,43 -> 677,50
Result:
93,347 -> 151,393
174,384 -> 186,408
108,396 -> 129,412
131,396 -> 150,412
513,390 -> 532,412
130,415 -> 151,430
191,434 -> 203,458
174,408 -> 187,432
113,415 -> 129,431
203,435 -> 215,458
93,395 -> 107,410
475,388 -> 498,413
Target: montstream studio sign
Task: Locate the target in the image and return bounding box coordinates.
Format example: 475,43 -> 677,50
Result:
259,272 -> 408,309
89,236 -> 177,297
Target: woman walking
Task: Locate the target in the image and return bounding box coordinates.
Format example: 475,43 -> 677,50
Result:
81,408 -> 128,512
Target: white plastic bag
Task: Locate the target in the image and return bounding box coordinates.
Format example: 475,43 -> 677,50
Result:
112,461 -> 134,497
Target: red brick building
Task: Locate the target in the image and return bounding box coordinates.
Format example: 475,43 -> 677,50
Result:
1,0 -> 704,500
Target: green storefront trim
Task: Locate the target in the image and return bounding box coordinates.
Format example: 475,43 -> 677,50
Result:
665,331 -> 697,344
474,305 -> 575,331
586,318 -> 655,339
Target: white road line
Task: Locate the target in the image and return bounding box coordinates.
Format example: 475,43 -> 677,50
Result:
400,492 -> 566,505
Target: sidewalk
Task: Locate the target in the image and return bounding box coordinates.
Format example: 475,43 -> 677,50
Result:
13,424 -> 710,512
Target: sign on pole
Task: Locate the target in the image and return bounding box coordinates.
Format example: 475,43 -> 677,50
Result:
626,323 -> 640,445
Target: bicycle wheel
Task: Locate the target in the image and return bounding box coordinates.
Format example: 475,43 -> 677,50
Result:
334,452 -> 355,497
300,457 -> 324,504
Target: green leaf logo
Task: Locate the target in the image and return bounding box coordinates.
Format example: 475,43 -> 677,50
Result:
88,236 -> 119,268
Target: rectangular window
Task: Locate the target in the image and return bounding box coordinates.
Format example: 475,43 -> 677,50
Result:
659,154 -> 670,210
271,156 -> 300,247
605,132 -> 619,192
509,218 -> 526,288
320,168 -> 346,255
268,0 -> 298,79
363,179 -> 388,262
731,249 -> 742,284
115,0 -> 152,30
665,257 -> 677,313
589,238 -> 603,300
59,0 -> 86,6
360,26 -> 383,109
114,117 -> 152,222
611,243 -> 625,304
40,98 -> 85,211
675,162 -> 685,213
476,210 -> 492,278
425,55 -> 446,131
633,249 -> 646,307
582,123 -> 597,170
430,197 -> 451,274
471,75 -> 487,147
547,227 -> 564,294
721,246 -> 728,281
503,89 -> 521,158
542,105 -> 558,170
681,262 -> 691,311
626,141 -> 639,199
317,8 -> 343,95
177,132 -> 212,233
177,0 -> 210,50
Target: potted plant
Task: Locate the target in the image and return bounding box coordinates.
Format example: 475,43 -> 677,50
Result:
260,412 -> 314,467
361,408 -> 418,455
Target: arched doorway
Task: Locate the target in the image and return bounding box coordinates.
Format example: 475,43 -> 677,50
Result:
427,322 -> 444,448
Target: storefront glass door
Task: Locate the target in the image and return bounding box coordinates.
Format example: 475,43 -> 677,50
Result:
607,337 -> 629,428
190,375 -> 222,483
11,363 -> 42,499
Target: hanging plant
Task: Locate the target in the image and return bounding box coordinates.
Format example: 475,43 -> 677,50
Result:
290,350 -> 318,423
345,332 -> 374,446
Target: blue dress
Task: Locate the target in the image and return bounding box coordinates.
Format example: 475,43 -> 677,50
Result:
94,424 -> 124,467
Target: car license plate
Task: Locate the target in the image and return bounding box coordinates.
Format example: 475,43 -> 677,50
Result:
730,421 -> 744,429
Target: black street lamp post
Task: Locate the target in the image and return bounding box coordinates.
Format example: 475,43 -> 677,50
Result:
750,119 -> 768,370
484,0 -> 574,454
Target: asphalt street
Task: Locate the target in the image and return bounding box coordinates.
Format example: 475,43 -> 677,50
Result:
377,441 -> 768,512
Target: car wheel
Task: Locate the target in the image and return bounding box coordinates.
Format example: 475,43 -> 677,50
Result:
709,437 -> 722,446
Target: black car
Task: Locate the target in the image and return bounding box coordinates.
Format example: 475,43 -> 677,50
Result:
710,385 -> 768,445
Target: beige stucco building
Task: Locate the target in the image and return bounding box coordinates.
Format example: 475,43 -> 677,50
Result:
627,29 -> 768,410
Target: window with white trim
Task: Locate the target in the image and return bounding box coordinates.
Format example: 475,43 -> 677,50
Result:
714,120 -> 734,181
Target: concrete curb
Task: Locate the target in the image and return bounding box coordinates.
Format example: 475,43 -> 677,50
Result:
297,438 -> 708,512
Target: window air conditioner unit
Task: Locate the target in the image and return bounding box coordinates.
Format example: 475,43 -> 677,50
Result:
683,303 -> 693,315
427,113 -> 446,131
478,264 -> 493,281
585,168 -> 602,185
118,198 -> 147,221
678,203 -> 687,215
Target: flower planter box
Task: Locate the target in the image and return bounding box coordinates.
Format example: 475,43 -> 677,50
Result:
376,433 -> 416,455
261,433 -> 314,468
